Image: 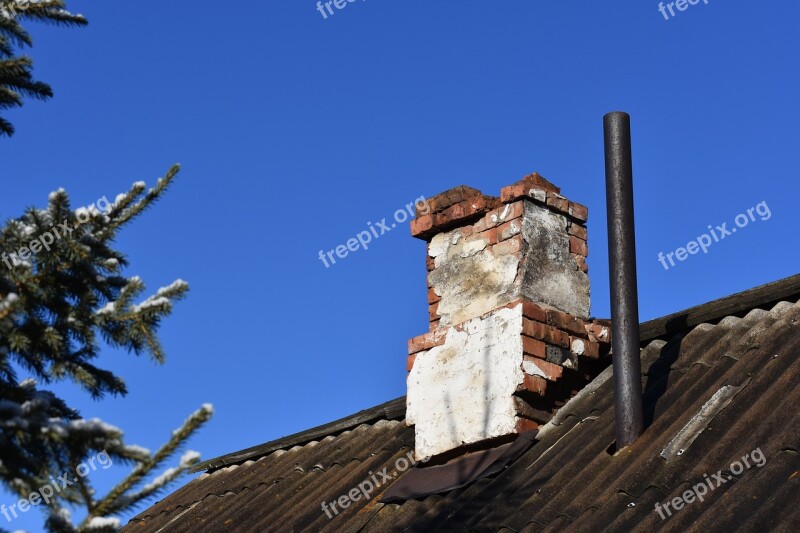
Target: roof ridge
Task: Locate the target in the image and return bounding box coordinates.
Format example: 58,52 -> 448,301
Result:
192,396 -> 405,472
639,273 -> 800,340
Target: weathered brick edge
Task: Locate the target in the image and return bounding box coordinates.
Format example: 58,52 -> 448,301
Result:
410,185 -> 502,241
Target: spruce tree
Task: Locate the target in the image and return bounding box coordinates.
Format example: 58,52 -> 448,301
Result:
0,165 -> 213,532
0,0 -> 86,136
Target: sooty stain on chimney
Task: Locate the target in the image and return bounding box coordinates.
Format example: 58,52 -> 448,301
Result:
521,205 -> 590,318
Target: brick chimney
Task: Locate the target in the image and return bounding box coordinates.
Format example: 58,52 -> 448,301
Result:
406,173 -> 611,460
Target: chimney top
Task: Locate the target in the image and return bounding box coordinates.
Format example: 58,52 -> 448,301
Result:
409,173 -> 582,242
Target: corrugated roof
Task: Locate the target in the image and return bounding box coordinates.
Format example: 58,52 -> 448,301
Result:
124,275 -> 800,532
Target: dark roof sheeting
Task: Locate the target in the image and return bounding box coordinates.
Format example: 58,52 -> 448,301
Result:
124,276 -> 800,532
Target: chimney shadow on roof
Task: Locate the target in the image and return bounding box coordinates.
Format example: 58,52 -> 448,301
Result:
641,329 -> 686,430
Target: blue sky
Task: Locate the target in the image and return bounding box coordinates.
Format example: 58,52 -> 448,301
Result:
2,0 -> 799,529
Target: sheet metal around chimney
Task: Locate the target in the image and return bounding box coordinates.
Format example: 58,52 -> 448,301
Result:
603,111 -> 644,450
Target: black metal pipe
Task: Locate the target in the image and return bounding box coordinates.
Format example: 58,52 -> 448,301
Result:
603,111 -> 644,450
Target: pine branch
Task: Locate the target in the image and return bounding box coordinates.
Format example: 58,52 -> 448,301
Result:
84,404 -> 213,522
101,165 -> 181,237
0,0 -> 85,136
106,450 -> 201,514
1,167 -> 213,532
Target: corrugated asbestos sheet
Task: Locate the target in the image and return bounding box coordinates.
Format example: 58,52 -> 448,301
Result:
124,282 -> 800,532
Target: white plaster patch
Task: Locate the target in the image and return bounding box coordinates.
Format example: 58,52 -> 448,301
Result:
528,188 -> 547,202
571,339 -> 586,355
429,232 -> 451,258
453,238 -> 487,258
431,247 -> 520,326
522,359 -> 547,379
407,305 -> 524,458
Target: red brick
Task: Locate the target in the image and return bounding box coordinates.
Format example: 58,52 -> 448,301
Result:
427,287 -> 441,305
587,322 -> 611,343
524,357 -> 564,381
568,223 -> 588,241
522,336 -> 546,359
509,200 -> 526,219
410,214 -> 434,237
439,201 -> 468,223
518,374 -> 548,395
492,235 -> 523,256
481,227 -> 499,245
546,308 -> 568,329
439,196 -> 500,226
497,219 -> 522,241
428,301 -> 439,322
546,193 -> 569,214
412,187 -> 501,240
564,315 -> 588,338
547,326 -> 570,348
515,416 -> 539,433
522,319 -> 546,340
426,254 -> 435,272
415,198 -> 433,217
444,188 -> 464,207
483,202 -> 524,231
421,196 -> 440,214
406,353 -> 416,372
429,318 -> 440,330
569,236 -> 588,257
484,201 -> 523,229
427,185 -> 481,213
500,183 -> 527,203
585,340 -> 601,358
521,172 -> 560,193
502,298 -> 524,311
472,195 -> 500,212
408,329 -> 448,354
572,253 -> 588,273
569,202 -> 589,222
522,301 -> 548,322
501,174 -> 560,204
473,215 -> 489,233
522,319 -> 569,348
